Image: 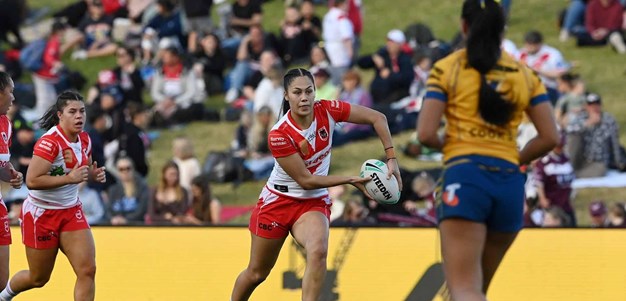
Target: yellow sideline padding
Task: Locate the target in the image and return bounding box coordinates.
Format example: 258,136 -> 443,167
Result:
5,227 -> 626,301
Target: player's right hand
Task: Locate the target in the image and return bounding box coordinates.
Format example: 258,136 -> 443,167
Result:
67,165 -> 89,184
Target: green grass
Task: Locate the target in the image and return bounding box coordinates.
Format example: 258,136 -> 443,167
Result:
25,0 -> 626,226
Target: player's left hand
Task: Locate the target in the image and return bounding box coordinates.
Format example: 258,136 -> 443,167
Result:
9,169 -> 23,189
91,161 -> 107,183
386,158 -> 402,191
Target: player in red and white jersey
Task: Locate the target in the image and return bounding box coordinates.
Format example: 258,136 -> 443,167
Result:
0,91 -> 105,301
0,72 -> 25,295
231,68 -> 402,301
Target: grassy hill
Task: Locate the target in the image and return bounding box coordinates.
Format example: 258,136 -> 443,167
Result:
27,0 -> 626,226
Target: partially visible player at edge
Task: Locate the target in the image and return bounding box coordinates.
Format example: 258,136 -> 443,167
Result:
0,91 -> 106,301
417,0 -> 558,300
230,68 -> 402,301
0,72 -> 25,294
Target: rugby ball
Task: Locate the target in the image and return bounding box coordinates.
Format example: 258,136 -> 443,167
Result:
359,159 -> 401,204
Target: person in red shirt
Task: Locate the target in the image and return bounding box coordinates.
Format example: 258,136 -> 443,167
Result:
0,72 -> 25,294
230,68 -> 401,301
576,0 -> 626,53
0,91 -> 106,301
32,21 -> 67,121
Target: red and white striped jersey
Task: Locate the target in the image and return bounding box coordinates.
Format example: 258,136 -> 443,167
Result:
0,116 -> 12,201
266,100 -> 351,200
30,126 -> 92,209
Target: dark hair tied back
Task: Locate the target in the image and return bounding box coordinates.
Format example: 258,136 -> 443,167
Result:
463,0 -> 515,126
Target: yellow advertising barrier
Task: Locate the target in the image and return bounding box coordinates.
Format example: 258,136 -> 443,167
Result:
5,227 -> 626,300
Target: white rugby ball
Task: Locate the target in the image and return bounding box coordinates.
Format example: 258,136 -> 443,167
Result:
359,159 -> 401,204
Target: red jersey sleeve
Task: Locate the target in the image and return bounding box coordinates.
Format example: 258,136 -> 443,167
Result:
33,137 -> 59,163
319,100 -> 351,123
80,132 -> 92,158
268,130 -> 298,158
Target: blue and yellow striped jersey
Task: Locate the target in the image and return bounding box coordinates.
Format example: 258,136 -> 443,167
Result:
425,49 -> 549,165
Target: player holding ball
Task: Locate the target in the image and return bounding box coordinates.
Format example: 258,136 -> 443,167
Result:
230,68 -> 401,301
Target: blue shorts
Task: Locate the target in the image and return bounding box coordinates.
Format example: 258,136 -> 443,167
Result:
437,155 -> 526,232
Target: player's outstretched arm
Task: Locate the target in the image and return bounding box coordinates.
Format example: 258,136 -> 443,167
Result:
276,153 -> 369,191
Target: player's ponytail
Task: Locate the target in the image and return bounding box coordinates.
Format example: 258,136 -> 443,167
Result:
281,68 -> 315,117
463,0 -> 514,127
39,90 -> 85,130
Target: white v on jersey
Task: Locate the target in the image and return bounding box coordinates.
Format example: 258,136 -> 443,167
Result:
266,100 -> 351,200
29,126 -> 92,209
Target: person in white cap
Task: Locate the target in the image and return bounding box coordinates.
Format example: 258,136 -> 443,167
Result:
356,29 -> 414,105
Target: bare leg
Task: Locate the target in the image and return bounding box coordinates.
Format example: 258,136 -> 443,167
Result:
0,246 -> 9,290
8,247 -> 58,293
60,229 -> 96,301
439,219 -> 487,301
291,211 -> 329,301
231,234 -> 286,301
481,231 -> 518,293
86,43 -> 119,59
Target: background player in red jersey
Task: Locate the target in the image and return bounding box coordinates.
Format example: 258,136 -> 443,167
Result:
0,71 -> 24,294
231,68 -> 401,301
0,91 -> 105,301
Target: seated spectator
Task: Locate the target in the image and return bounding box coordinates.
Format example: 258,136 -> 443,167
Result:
554,73 -> 586,127
252,66 -> 284,118
309,44 -> 330,70
112,103 -> 151,177
85,106 -> 112,191
148,161 -> 189,225
533,134 -> 577,225
402,172 -> 437,226
193,33 -> 226,96
242,50 -> 281,105
519,30 -> 570,105
357,29 -> 414,105
71,0 -> 118,60
8,123 -> 34,179
232,110 -> 253,157
576,0 -> 625,54
151,46 -> 205,127
87,70 -> 125,138
330,197 -> 375,226
333,70 -> 373,146
607,202 -> 626,227
141,0 -> 184,64
410,52 -> 432,100
222,0 -> 263,55
589,200 -> 608,227
311,66 -> 338,101
181,0 -> 214,53
225,25 -> 278,103
78,182 -> 106,225
30,21 -> 67,122
323,0 -> 354,85
298,0 -> 322,54
183,175 -> 222,225
559,0 -> 588,42
279,6 -> 307,65
0,0 -> 26,49
243,106 -> 276,180
107,157 -> 150,225
566,92 -> 624,178
113,46 -> 145,105
172,136 -> 202,191
542,207 -> 571,227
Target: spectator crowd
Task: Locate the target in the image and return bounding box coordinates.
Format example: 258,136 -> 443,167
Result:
0,0 -> 624,227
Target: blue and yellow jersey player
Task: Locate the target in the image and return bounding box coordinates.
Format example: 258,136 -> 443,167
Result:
417,0 -> 559,300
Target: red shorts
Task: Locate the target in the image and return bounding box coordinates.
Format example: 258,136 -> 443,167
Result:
20,198 -> 90,249
249,186 -> 331,239
0,201 -> 11,245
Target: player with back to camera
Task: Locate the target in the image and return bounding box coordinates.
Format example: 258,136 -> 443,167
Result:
0,71 -> 25,294
417,0 -> 559,300
230,68 -> 402,301
0,91 -> 106,301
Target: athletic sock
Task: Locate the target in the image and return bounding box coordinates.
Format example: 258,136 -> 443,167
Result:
0,282 -> 17,301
